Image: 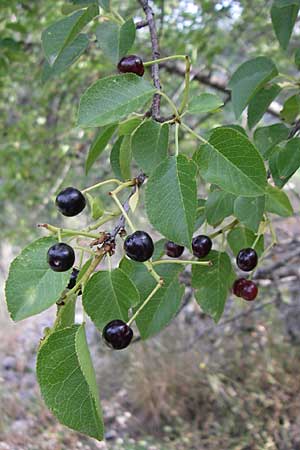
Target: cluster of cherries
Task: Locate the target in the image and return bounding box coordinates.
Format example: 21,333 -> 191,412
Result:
46,185 -> 259,350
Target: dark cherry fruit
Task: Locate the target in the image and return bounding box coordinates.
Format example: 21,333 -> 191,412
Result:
240,280 -> 258,301
236,248 -> 258,272
117,55 -> 145,76
47,243 -> 75,272
192,235 -> 212,258
232,278 -> 248,297
165,241 -> 184,258
67,268 -> 79,289
124,230 -> 154,262
56,187 -> 86,217
102,320 -> 133,350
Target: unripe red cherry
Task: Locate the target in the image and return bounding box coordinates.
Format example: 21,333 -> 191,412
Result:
102,320 -> 133,350
192,235 -> 212,258
240,280 -> 258,301
117,55 -> 145,76
232,278 -> 248,297
165,241 -> 184,258
236,248 -> 258,272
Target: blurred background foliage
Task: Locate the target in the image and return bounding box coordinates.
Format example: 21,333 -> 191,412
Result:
1,0 -> 298,245
1,2 -> 300,449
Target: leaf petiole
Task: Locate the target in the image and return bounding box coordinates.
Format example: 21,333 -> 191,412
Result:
127,280 -> 163,327
152,259 -> 212,267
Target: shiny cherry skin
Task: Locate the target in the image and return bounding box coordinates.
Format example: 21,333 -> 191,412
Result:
47,243 -> 75,272
124,230 -> 154,262
117,55 -> 145,76
165,241 -> 184,258
192,235 -> 212,258
56,187 -> 86,217
102,320 -> 133,350
236,248 -> 258,272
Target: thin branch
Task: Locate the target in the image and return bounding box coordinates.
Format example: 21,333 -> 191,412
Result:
139,0 -> 161,119
135,19 -> 149,29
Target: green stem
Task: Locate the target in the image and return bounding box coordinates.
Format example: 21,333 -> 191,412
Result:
65,252 -> 104,299
43,224 -> 100,239
144,54 -> 187,66
158,91 -> 180,119
57,228 -> 62,242
181,122 -> 208,144
74,246 -> 95,256
209,219 -> 239,239
143,261 -> 162,283
85,212 -> 120,231
152,259 -> 212,267
110,192 -> 136,232
82,178 -> 124,193
127,281 -> 163,326
179,56 -> 191,114
111,8 -> 125,24
175,123 -> 179,156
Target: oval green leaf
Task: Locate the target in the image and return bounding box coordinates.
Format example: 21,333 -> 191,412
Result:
37,324 -> 104,440
145,155 -> 197,249
77,74 -> 155,128
194,127 -> 267,197
5,237 -> 71,321
82,268 -> 140,329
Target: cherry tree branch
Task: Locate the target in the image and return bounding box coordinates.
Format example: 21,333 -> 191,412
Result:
138,0 -> 161,119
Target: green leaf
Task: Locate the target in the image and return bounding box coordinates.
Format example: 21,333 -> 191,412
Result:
55,294 -> 77,330
271,1 -> 299,50
192,251 -> 234,323
233,196 -> 265,232
265,184 -> 294,217
110,136 -> 123,179
194,127 -> 267,197
5,237 -> 70,321
247,84 -> 281,129
188,93 -> 224,114
86,193 -> 104,219
228,57 -> 278,118
227,226 -> 264,256
195,199 -> 206,231
120,260 -> 184,339
85,124 -> 117,174
96,18 -> 136,64
98,0 -> 110,11
205,190 -> 235,227
269,137 -> 300,187
77,74 -> 155,128
152,239 -> 168,261
145,155 -> 197,249
119,134 -> 132,179
62,1 -> 98,15
295,48 -> 300,69
41,34 -> 89,83
132,120 -> 169,175
82,269 -> 140,329
254,123 -> 289,159
280,94 -> 300,124
42,6 -> 98,65
118,117 -> 142,136
37,324 -> 103,440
